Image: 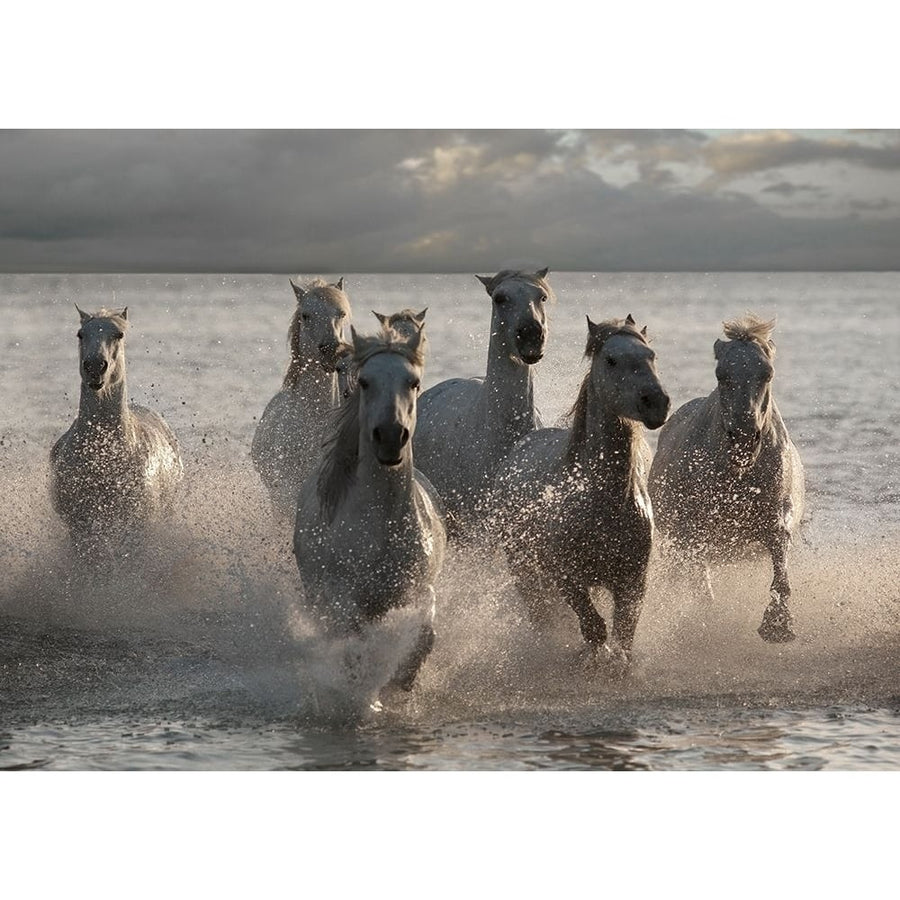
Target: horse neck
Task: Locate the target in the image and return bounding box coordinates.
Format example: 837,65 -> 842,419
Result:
480,326 -> 536,441
566,379 -> 646,493
77,376 -> 131,434
355,432 -> 416,513
283,358 -> 337,406
709,383 -> 778,444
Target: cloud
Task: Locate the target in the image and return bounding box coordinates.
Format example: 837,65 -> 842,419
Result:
702,130 -> 900,183
760,181 -> 827,197
1,129 -> 899,272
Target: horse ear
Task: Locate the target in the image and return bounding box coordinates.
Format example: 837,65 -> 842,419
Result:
405,322 -> 425,354
290,278 -> 306,302
475,274 -> 493,294
586,315 -> 604,339
75,304 -> 91,324
372,310 -> 390,327
350,324 -> 361,349
334,277 -> 345,291
714,338 -> 725,359
535,267 -> 549,279
625,313 -> 636,326
640,325 -> 648,338
120,307 -> 128,321
413,308 -> 428,325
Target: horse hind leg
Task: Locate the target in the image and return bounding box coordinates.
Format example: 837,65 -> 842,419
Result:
758,534 -> 796,643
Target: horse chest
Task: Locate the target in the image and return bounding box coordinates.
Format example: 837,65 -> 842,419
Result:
537,476 -> 652,574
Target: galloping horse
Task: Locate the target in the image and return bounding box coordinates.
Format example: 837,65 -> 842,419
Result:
648,315 -> 805,642
414,268 -> 552,534
251,277 -> 351,520
50,307 -> 183,552
293,320 -> 445,692
494,315 -> 669,664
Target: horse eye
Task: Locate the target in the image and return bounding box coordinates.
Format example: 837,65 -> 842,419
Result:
302,314 -> 310,322
606,357 -> 617,367
410,379 -> 420,391
493,294 -> 507,304
539,294 -> 547,303
114,332 -> 124,340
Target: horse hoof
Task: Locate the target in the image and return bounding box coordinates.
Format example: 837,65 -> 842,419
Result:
580,643 -> 630,679
758,601 -> 796,643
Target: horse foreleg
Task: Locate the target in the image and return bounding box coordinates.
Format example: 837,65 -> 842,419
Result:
385,588 -> 438,693
611,577 -> 646,658
560,580 -> 608,650
386,622 -> 435,692
758,532 -> 795,643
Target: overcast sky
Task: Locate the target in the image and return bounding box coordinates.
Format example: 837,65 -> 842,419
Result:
1,129 -> 898,273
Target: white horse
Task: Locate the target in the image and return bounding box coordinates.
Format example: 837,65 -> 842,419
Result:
414,268 -> 552,534
494,315 -> 670,664
50,307 -> 183,552
293,321 -> 446,692
648,315 -> 806,643
251,277 -> 352,520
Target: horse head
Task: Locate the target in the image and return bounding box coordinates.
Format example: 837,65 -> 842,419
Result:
714,316 -> 776,469
352,323 -> 426,467
289,276 -> 351,373
477,268 -> 552,366
75,305 -> 129,393
586,314 -> 670,429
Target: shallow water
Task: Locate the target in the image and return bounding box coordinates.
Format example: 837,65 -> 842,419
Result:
1,272 -> 898,770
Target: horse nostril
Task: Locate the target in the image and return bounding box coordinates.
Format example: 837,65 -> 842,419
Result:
400,427 -> 410,447
100,360 -> 108,373
372,426 -> 382,444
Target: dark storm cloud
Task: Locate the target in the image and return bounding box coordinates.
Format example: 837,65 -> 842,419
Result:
760,181 -> 827,198
0,129 -> 899,271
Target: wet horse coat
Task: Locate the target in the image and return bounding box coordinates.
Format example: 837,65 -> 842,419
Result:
293,322 -> 446,691
648,315 -> 806,642
494,316 -> 670,661
414,269 -> 552,534
251,277 -> 351,520
50,307 -> 183,550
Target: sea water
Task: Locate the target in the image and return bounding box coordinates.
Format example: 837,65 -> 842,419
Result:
0,272 -> 898,770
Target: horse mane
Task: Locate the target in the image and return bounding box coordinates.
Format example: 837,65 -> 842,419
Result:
722,314 -> 776,358
316,328 -> 424,521
284,278 -> 349,388
565,317 -> 650,467
481,269 -> 556,303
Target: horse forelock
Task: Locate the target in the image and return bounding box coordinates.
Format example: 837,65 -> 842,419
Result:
81,309 -> 129,331
722,315 -> 776,358
486,269 -> 556,303
584,319 -> 648,357
352,329 -> 425,371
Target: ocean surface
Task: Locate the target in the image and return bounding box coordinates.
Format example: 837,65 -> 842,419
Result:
1,271 -> 899,771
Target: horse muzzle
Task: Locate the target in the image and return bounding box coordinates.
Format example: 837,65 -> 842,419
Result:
515,325 -> 546,365
639,390 -> 670,430
372,423 -> 410,466
82,358 -> 109,390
